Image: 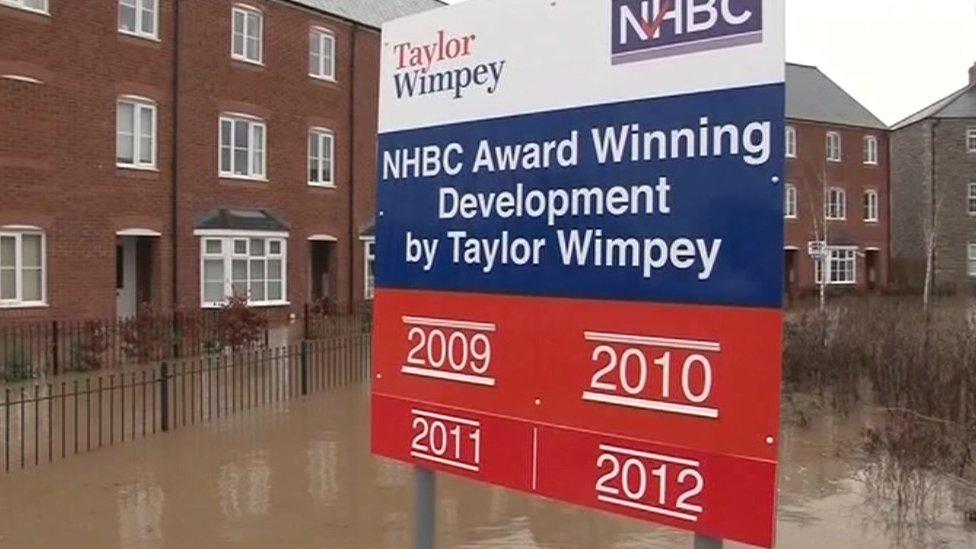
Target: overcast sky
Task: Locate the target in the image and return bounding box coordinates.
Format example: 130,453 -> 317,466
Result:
440,0 -> 976,125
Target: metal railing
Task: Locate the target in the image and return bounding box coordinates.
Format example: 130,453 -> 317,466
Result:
0,333 -> 371,475
0,307 -> 372,381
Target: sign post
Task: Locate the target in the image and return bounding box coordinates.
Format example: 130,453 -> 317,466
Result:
372,1 -> 785,546
413,467 -> 436,549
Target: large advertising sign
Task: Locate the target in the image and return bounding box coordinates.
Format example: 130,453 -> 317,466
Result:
372,1 -> 784,546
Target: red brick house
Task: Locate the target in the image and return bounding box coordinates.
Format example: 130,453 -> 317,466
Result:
0,0 -> 441,321
784,63 -> 890,295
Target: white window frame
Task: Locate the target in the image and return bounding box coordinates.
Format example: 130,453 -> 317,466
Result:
814,246 -> 857,286
118,0 -> 159,40
309,27 -> 336,81
117,96 -> 158,170
825,187 -> 846,220
969,183 -> 976,216
863,135 -> 878,165
308,128 -> 335,187
0,0 -> 48,15
826,131 -> 842,162
863,189 -> 879,222
784,183 -> 797,219
785,125 -> 797,159
219,113 -> 267,180
198,233 -> 288,308
363,237 -> 375,300
231,4 -> 264,65
969,243 -> 976,278
968,128 -> 976,153
0,228 -> 47,308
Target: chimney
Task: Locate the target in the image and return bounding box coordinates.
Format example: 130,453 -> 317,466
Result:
971,62 -> 976,86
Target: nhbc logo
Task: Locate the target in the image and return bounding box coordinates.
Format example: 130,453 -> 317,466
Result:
612,0 -> 763,65
392,30 -> 506,100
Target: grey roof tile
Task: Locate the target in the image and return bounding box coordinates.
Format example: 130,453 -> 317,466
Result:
287,0 -> 445,29
892,84 -> 976,129
786,63 -> 887,130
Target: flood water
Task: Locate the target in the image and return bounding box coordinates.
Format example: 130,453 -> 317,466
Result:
0,384 -> 974,548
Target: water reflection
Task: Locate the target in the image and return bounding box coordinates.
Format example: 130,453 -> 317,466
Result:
218,451 -> 271,520
116,474 -> 164,549
0,384 -> 973,548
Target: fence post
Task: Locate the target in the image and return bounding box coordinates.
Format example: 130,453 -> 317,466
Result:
160,362 -> 170,432
51,320 -> 60,377
303,303 -> 310,341
300,340 -> 309,396
171,312 -> 181,359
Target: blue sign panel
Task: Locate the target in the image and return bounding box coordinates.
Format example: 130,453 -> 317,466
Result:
376,84 -> 785,308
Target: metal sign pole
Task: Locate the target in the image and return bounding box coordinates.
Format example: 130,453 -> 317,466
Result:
694,534 -> 723,548
413,467 -> 436,549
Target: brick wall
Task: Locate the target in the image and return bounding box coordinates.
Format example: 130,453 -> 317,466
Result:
784,120 -> 890,293
0,0 -> 381,322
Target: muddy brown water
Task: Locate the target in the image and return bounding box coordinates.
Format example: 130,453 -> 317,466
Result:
0,384 -> 973,548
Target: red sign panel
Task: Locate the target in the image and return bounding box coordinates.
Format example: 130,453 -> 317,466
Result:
371,288 -> 780,547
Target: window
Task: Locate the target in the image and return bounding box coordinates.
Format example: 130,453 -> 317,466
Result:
969,183 -> 976,216
364,239 -> 375,300
309,28 -> 336,80
969,243 -> 976,277
784,184 -> 797,219
785,126 -> 796,158
219,115 -> 266,179
308,128 -> 335,187
968,128 -> 976,153
119,0 -> 158,39
0,0 -> 47,15
825,187 -> 846,220
117,97 -> 157,169
231,5 -> 263,64
826,131 -> 842,162
814,247 -> 857,285
0,229 -> 45,307
201,235 -> 286,306
863,190 -> 879,222
863,135 -> 878,165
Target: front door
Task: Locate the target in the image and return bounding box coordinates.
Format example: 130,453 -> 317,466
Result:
865,250 -> 879,291
116,238 -> 137,319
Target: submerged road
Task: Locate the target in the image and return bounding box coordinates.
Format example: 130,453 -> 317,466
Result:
0,384 -> 972,548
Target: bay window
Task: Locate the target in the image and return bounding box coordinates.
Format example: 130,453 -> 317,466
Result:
814,247 -> 857,285
200,235 -> 286,307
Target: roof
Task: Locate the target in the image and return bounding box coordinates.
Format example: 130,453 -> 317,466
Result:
360,220 -> 375,238
892,84 -> 976,130
786,63 -> 887,130
287,0 -> 445,29
196,209 -> 290,232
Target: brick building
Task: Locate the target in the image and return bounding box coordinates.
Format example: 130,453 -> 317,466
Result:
784,63 -> 890,295
890,63 -> 976,292
0,0 -> 440,321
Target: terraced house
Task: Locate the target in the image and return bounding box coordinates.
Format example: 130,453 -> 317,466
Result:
0,0 -> 441,322
890,63 -> 976,292
784,63 -> 890,295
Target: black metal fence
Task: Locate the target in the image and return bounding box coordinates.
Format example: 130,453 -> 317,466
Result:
0,307 -> 371,381
0,333 -> 371,475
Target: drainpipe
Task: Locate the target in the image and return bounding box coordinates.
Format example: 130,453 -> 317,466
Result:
930,119 -> 939,291
170,0 -> 182,311
347,24 -> 358,312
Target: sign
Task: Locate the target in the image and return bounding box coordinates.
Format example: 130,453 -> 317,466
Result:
372,1 -> 784,546
808,241 -> 825,258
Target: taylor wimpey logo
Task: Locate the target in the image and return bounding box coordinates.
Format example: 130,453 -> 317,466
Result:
612,0 -> 763,65
392,30 -> 505,100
